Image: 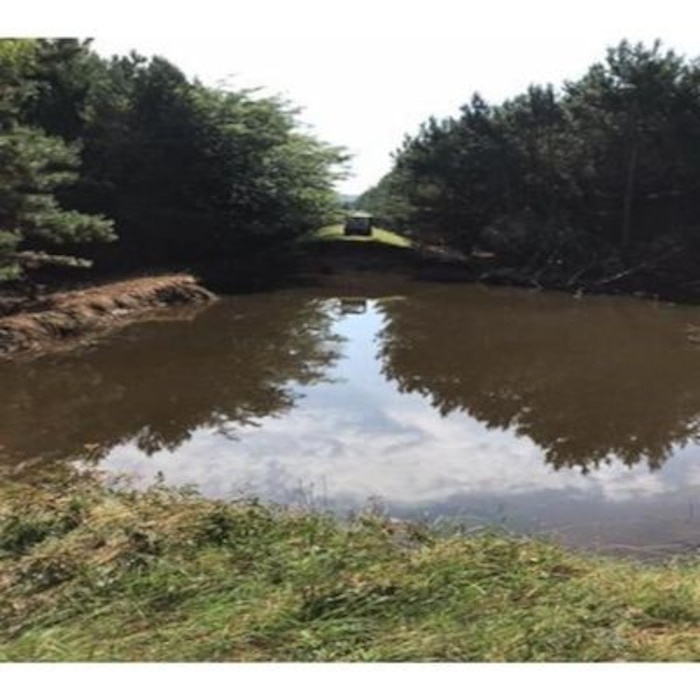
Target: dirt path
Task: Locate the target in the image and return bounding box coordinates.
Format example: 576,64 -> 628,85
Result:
0,274 -> 216,360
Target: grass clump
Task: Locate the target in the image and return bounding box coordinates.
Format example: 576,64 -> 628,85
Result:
1,471 -> 700,661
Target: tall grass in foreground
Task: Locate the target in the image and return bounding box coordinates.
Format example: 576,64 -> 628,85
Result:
1,470 -> 700,661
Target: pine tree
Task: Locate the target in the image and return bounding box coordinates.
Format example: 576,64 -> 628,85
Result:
0,39 -> 115,282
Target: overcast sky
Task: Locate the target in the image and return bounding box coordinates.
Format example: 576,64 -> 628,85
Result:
12,1 -> 700,193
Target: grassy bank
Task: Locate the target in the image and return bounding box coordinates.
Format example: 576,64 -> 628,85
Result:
302,224 -> 413,248
1,472 -> 700,662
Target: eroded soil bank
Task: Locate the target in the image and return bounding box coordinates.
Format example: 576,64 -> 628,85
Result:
0,274 -> 216,360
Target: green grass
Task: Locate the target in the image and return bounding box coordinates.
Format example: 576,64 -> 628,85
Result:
301,224 -> 413,248
2,471 -> 700,661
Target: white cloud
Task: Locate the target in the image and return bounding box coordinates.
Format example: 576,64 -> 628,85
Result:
101,383 -> 700,511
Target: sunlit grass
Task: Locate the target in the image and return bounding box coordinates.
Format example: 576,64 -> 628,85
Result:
2,471 -> 700,661
302,224 -> 413,248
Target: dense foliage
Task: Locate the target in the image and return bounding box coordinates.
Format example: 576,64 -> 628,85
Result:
0,40 -> 114,281
359,41 -> 700,289
0,39 -> 345,285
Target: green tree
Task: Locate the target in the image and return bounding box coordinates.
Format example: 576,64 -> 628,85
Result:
563,40 -> 699,251
0,39 -> 114,282
0,126 -> 115,281
0,39 -> 37,128
2,38 -> 347,285
369,40 -> 700,288
38,48 -> 346,276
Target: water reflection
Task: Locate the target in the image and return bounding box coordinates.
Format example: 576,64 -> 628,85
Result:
5,282 -> 700,552
339,298 -> 368,315
377,287 -> 700,471
0,293 -> 341,465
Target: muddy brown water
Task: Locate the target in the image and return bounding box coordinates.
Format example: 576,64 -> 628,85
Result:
4,278 -> 700,556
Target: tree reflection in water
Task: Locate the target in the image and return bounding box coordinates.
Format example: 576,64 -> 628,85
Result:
376,287 -> 700,472
4,283 -> 700,481
0,292 -> 342,465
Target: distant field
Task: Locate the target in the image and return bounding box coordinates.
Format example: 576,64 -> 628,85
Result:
302,224 -> 413,248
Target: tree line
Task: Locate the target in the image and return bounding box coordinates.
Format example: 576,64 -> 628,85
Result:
0,39 -> 345,287
359,41 -> 700,293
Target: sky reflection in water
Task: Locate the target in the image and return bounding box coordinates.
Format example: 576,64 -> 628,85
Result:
88,289 -> 700,553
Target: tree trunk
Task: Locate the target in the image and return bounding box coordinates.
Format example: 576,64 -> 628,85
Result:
621,140 -> 638,250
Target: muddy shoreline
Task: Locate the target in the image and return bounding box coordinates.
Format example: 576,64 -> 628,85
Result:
298,240 -> 700,304
2,241 -> 697,360
0,274 -> 216,360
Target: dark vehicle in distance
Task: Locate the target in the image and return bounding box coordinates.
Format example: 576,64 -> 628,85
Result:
344,212 -> 373,236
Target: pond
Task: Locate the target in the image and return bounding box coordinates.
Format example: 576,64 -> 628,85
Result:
4,278 -> 700,555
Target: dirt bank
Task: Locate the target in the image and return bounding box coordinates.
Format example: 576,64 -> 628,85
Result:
0,275 -> 216,360
299,240 -> 700,304
297,238 -> 472,279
